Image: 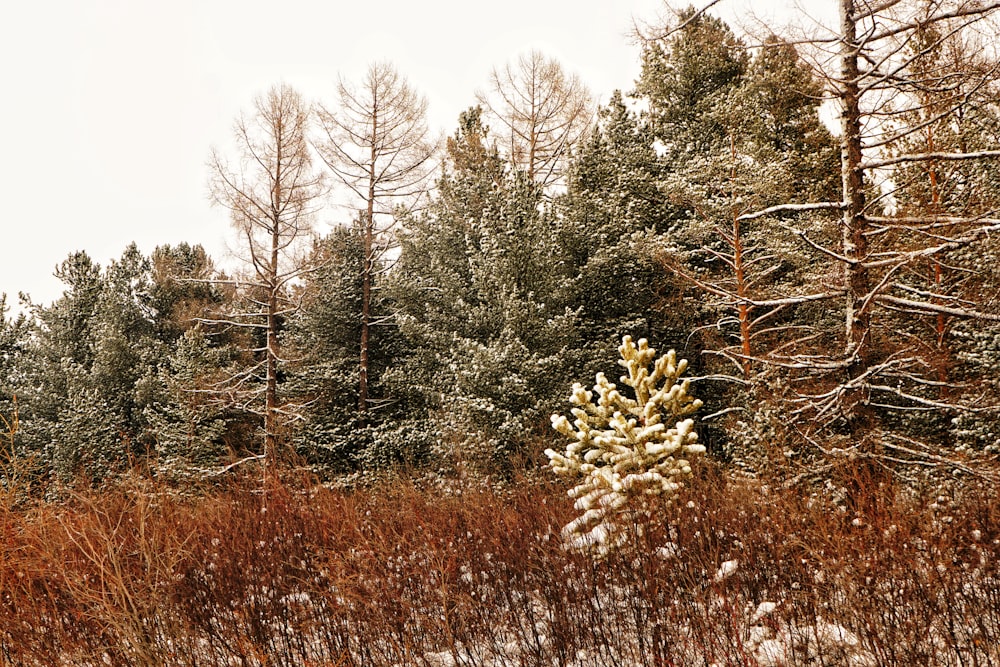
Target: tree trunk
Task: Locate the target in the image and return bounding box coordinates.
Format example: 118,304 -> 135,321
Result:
265,160 -> 282,478
839,0 -> 874,433
840,0 -> 869,358
359,111 -> 378,415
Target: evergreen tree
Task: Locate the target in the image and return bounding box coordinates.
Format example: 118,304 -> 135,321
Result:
140,243 -> 251,477
555,91 -> 688,351
635,6 -> 748,158
0,295 -> 27,479
19,246 -> 164,482
664,35 -> 840,380
631,13 -> 842,467
140,326 -> 240,478
284,223 -> 412,472
547,336 -> 705,555
0,295 -> 26,415
388,108 -> 585,473
148,243 -> 226,343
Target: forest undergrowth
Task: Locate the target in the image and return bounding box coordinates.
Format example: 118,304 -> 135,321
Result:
2,460 -> 999,666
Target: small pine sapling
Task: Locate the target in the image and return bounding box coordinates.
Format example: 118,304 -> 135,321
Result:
546,336 -> 705,555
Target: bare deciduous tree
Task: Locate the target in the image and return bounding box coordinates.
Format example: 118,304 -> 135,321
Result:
477,50 -> 595,190
734,0 -> 1000,470
313,62 -> 438,414
208,83 -> 322,475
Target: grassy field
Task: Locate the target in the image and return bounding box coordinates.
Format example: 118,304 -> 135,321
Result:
1,462 -> 999,666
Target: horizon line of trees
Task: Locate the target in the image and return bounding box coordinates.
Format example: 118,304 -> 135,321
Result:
2,0 -> 999,490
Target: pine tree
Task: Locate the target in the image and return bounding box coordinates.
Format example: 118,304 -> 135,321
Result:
556,91 -> 688,350
0,295 -> 28,487
148,243 -> 226,343
140,327 -> 238,478
0,295 -> 26,420
547,336 -> 704,555
705,0 -> 1000,477
19,246 -> 164,482
388,108 -> 585,473
284,223 -> 414,473
627,13 -> 841,467
635,6 -> 748,159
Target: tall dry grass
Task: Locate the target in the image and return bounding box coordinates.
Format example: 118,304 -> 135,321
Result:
0,462 -> 998,666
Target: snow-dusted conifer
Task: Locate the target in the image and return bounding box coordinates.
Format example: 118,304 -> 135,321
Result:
546,335 -> 705,555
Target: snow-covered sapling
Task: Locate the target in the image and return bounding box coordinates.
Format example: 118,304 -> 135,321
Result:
546,336 -> 705,555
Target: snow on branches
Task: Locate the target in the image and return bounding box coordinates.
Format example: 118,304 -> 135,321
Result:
546,336 -> 705,555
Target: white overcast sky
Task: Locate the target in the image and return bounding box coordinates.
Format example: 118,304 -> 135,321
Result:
0,0 -> 836,313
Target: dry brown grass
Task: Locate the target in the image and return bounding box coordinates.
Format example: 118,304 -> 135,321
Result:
0,463 -> 998,666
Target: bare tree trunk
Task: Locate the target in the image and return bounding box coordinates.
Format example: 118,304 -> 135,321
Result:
208,84 -> 320,478
726,136 -> 753,379
265,210 -> 280,477
839,0 -> 870,361
733,212 -> 752,379
359,125 -> 377,414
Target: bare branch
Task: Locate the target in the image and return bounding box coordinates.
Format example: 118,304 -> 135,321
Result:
875,294 -> 1000,321
736,201 -> 843,221
863,149 -> 1000,170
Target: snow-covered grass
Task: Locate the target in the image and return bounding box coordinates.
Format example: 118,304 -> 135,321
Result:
1,463 -> 999,666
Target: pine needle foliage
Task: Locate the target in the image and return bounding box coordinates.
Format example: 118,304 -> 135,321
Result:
547,335 -> 705,555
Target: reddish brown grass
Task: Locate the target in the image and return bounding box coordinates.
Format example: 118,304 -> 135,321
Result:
0,464 -> 998,666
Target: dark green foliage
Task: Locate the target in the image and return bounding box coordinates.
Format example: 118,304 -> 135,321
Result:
0,295 -> 28,481
148,243 -> 226,342
0,295 -> 27,411
4,5 -> 1000,488
556,92 -> 687,342
635,6 -> 748,157
386,108 -> 587,472
12,244 -> 247,483
140,327 -> 241,476
285,223 -> 418,473
285,226 -> 368,472
631,16 -> 843,467
729,36 -> 840,203
18,246 -> 160,481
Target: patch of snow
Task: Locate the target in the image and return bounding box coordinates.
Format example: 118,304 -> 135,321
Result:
714,559 -> 739,582
750,600 -> 777,624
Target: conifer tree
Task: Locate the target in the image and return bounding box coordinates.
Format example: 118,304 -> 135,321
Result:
627,11 -> 841,466
285,224 -> 412,472
477,50 -> 595,191
0,295 -> 26,420
139,243 -> 250,477
547,336 -> 705,555
635,6 -> 748,158
700,0 -> 1000,475
0,295 -> 27,481
148,243 -> 226,343
141,327 -> 239,477
18,246 -> 164,481
683,39 -> 840,384
388,108 -> 584,472
208,83 -> 322,476
555,91 -> 693,374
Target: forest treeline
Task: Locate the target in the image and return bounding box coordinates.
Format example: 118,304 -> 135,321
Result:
2,1 -> 1000,490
